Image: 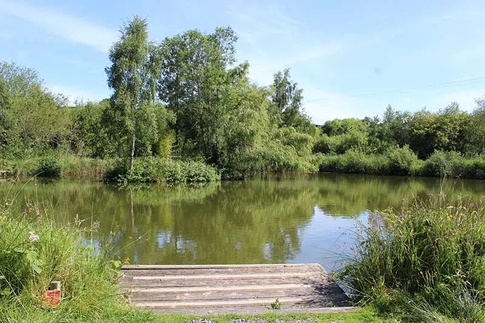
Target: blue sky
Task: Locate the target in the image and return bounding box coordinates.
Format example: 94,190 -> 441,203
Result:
1,0 -> 485,124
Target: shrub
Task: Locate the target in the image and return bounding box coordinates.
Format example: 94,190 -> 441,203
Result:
103,159 -> 128,183
320,152 -> 389,175
34,158 -> 61,178
421,150 -> 462,177
387,145 -> 419,176
451,157 -> 485,179
103,157 -> 220,183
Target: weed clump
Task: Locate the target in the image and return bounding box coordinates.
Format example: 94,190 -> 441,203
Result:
341,192 -> 485,321
0,199 -> 149,322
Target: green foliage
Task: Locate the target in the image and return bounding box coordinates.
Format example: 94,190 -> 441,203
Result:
270,298 -> 282,309
421,150 -> 458,177
341,194 -> 485,321
34,158 -> 61,178
451,157 -> 485,179
271,69 -> 310,128
105,16 -> 167,174
103,157 -> 220,183
0,200 -> 146,322
408,105 -> 471,159
153,310 -> 382,323
320,150 -> 389,175
318,118 -> 369,155
71,100 -> 112,158
4,18 -> 485,181
0,61 -> 72,158
387,145 -> 419,176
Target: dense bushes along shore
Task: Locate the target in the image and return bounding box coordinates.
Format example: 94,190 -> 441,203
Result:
1,156 -> 220,183
3,149 -> 485,183
320,148 -> 485,179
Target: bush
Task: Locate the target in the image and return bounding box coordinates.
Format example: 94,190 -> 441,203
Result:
320,151 -> 388,175
420,151 -> 455,177
103,159 -> 128,183
387,145 -> 419,176
341,194 -> 485,321
103,157 -> 220,183
451,157 -> 485,179
34,158 -> 61,178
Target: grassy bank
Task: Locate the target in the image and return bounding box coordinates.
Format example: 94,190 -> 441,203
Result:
341,192 -> 485,322
320,148 -> 485,179
1,155 -> 220,183
0,199 -> 154,322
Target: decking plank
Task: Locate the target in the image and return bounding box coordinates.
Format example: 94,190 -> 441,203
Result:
121,264 -> 322,277
120,263 -> 350,315
119,276 -> 320,288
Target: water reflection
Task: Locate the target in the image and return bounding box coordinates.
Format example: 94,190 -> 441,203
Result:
1,175 -> 484,270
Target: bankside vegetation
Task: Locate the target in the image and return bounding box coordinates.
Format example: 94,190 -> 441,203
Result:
1,16 -> 485,181
342,193 -> 485,322
0,199 -> 152,322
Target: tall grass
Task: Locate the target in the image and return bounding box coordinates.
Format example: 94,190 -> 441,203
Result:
341,192 -> 485,322
5,155 -> 113,181
0,196 -> 152,322
320,149 -> 485,179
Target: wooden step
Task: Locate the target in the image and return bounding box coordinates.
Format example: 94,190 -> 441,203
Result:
120,263 -> 351,315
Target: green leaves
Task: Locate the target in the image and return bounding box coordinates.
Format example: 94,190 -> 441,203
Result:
25,249 -> 42,275
105,16 -> 164,173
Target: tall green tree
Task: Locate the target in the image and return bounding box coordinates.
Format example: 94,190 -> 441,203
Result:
0,61 -> 70,156
105,16 -> 157,174
157,27 -> 242,164
271,69 -> 306,127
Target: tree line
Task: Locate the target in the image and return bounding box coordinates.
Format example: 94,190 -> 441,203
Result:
1,16 -> 485,180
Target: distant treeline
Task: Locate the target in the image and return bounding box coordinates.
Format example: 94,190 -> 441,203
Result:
1,16 -> 485,181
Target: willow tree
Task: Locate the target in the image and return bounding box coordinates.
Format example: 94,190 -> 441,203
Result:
105,16 -> 158,174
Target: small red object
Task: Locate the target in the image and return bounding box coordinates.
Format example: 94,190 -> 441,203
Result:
43,281 -> 61,308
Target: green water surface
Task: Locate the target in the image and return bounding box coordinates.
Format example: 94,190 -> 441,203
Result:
1,174 -> 484,271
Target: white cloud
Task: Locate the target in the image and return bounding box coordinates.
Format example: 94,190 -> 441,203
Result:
0,1 -> 117,52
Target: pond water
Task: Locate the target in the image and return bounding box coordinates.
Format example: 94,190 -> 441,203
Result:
1,174 -> 484,272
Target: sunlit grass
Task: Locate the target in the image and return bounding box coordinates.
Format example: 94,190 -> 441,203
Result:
341,190 -> 485,322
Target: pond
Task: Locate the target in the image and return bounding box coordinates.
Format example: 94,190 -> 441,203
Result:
1,174 -> 484,272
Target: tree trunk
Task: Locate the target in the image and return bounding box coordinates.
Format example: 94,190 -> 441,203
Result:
129,131 -> 136,176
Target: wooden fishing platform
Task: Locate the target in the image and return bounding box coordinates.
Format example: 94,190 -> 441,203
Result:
120,263 -> 353,315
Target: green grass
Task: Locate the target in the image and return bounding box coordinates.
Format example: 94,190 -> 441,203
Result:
340,191 -> 485,322
0,195 -> 145,322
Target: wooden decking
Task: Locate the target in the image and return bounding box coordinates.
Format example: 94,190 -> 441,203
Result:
120,263 -> 352,315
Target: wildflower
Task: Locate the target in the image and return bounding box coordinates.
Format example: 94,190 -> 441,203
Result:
29,231 -> 40,243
